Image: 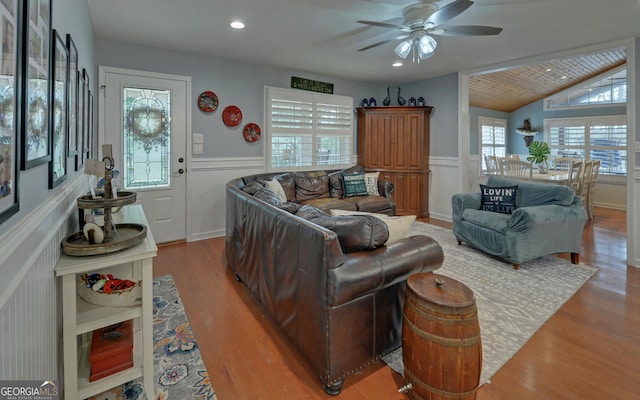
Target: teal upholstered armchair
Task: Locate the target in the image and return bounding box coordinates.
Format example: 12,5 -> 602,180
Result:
452,176 -> 587,269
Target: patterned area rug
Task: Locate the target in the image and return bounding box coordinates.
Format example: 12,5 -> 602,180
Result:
382,222 -> 598,386
90,275 -> 217,400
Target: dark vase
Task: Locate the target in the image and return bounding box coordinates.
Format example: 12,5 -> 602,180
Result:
369,97 -> 377,106
383,86 -> 391,106
397,86 -> 406,106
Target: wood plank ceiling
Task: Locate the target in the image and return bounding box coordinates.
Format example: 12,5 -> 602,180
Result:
468,48 -> 627,113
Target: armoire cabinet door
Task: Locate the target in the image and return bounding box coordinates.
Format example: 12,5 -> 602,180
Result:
357,106 -> 432,217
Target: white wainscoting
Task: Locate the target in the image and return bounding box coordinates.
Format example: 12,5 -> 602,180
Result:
594,181 -> 626,210
0,174 -> 87,380
187,157 -> 265,241
428,157 -> 460,222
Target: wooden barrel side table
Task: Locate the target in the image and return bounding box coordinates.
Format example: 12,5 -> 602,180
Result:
402,272 -> 482,400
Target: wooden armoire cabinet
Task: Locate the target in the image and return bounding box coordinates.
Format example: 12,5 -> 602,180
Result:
357,106 -> 433,217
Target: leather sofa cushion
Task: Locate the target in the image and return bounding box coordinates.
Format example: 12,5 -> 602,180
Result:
274,173 -> 296,203
328,171 -> 345,199
300,197 -> 357,212
254,187 -> 302,214
344,195 -> 391,212
241,180 -> 264,195
295,172 -> 330,201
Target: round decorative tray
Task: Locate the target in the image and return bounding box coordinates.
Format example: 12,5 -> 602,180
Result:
62,223 -> 147,256
77,191 -> 137,209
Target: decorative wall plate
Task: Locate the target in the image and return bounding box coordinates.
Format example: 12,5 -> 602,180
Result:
222,105 -> 242,127
198,91 -> 218,113
243,123 -> 261,142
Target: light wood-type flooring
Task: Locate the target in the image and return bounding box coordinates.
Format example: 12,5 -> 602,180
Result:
153,207 -> 639,399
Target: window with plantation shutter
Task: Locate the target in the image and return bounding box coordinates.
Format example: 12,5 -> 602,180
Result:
266,87 -> 353,171
545,115 -> 627,175
479,116 -> 506,170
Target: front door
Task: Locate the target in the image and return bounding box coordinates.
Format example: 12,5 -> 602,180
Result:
99,67 -> 190,244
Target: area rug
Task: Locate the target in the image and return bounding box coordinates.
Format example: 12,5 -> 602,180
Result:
382,222 -> 598,386
90,275 -> 217,400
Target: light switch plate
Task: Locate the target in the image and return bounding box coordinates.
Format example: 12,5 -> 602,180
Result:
193,133 -> 204,144
193,143 -> 204,155
636,142 -> 640,152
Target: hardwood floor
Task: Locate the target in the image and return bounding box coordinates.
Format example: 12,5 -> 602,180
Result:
153,207 -> 639,399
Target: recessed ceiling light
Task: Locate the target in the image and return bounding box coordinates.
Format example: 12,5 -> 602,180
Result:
230,21 -> 245,29
393,62 -> 403,67
545,68 -> 552,72
561,75 -> 567,79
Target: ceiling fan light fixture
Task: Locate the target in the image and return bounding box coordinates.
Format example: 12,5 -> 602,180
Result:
394,40 -> 413,59
417,34 -> 437,59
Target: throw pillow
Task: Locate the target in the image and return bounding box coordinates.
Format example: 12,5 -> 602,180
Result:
479,184 -> 518,214
365,172 -> 380,196
341,171 -> 368,197
329,209 -> 416,244
265,178 -> 287,202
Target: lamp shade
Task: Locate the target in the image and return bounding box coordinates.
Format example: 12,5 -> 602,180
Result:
394,40 -> 413,59
417,35 -> 437,59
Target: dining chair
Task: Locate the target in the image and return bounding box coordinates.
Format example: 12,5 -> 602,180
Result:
554,157 -> 580,172
584,160 -> 600,219
485,155 -> 499,174
567,160 -> 583,192
500,159 -> 533,181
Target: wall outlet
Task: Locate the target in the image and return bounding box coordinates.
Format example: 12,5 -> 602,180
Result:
193,133 -> 204,144
193,143 -> 204,155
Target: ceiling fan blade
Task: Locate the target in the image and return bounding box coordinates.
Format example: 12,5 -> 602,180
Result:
430,25 -> 503,36
358,35 -> 409,51
356,19 -> 405,30
424,0 -> 473,27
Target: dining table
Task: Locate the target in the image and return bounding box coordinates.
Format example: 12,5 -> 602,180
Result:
487,170 -> 571,186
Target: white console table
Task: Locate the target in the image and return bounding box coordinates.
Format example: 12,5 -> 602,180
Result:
55,205 -> 157,399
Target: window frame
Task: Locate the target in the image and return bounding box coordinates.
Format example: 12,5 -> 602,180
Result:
265,86 -> 354,172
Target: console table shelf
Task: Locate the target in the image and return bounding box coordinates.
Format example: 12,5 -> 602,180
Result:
55,205 -> 157,400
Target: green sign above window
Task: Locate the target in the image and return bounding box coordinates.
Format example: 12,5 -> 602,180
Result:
291,76 -> 334,94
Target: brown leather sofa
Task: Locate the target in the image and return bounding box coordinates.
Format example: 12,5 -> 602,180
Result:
225,169 -> 445,394
238,166 -> 396,215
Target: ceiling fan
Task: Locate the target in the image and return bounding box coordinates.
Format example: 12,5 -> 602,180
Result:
357,0 -> 503,63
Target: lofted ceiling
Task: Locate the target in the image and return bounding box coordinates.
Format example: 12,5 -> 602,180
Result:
86,0 -> 640,109
469,48 -> 627,112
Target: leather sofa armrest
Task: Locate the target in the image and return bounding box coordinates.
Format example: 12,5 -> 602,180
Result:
452,192 -> 482,221
327,235 -> 444,307
377,179 -> 394,199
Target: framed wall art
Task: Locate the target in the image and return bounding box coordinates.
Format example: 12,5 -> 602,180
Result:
81,67 -> 89,164
66,33 -> 78,169
49,29 -> 67,188
0,0 -> 19,224
88,89 -> 94,159
20,0 -> 52,170
76,69 -> 85,168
